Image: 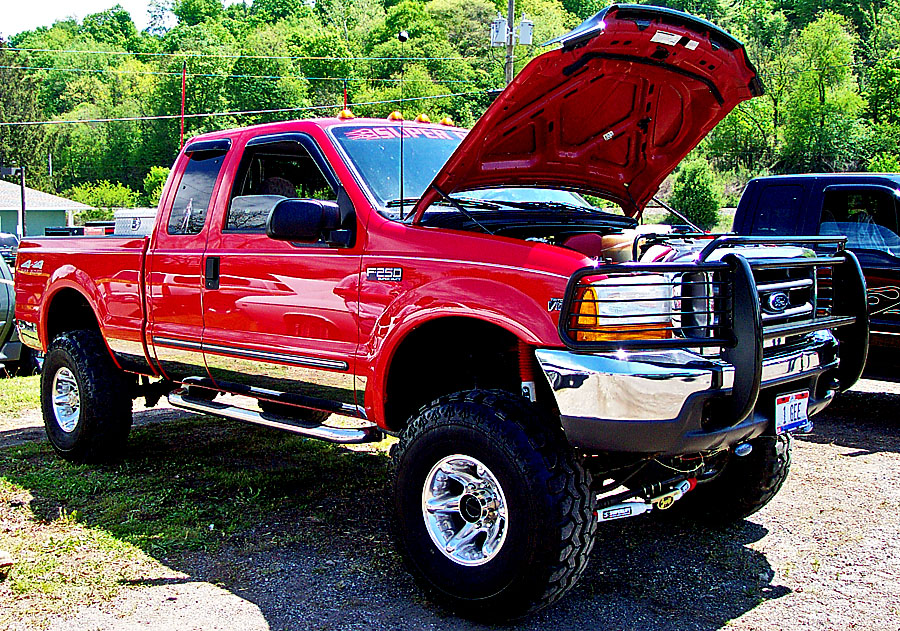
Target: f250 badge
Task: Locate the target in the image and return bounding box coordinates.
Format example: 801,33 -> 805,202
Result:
366,267 -> 403,282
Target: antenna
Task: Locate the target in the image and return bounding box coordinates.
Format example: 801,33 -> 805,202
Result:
398,30 -> 408,219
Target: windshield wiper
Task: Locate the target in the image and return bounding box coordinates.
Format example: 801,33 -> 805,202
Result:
485,199 -> 601,213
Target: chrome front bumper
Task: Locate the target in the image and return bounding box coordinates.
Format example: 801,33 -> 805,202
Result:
535,331 -> 839,455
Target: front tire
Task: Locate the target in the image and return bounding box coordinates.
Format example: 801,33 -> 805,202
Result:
391,390 -> 597,620
41,330 -> 133,463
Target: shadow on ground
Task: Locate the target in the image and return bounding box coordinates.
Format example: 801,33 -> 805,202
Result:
1,407 -> 794,631
798,388 -> 900,456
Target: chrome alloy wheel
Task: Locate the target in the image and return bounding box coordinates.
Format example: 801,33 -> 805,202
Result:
51,367 -> 81,433
422,454 -> 509,567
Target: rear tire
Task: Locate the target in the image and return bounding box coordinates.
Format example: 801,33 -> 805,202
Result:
41,330 -> 133,463
391,389 -> 596,620
677,434 -> 792,523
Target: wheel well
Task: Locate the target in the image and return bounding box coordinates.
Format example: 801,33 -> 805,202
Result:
384,318 -> 526,432
46,288 -> 100,344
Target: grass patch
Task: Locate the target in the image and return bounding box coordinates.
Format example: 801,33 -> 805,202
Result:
0,414 -> 392,627
0,375 -> 40,416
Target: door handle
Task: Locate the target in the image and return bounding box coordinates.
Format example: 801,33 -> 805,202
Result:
205,256 -> 220,290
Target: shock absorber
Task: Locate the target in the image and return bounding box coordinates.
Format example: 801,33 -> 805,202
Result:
518,340 -> 537,402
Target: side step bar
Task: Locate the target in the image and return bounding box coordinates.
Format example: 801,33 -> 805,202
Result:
168,391 -> 384,445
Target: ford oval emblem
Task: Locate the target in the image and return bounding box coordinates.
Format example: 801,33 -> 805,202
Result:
767,291 -> 790,313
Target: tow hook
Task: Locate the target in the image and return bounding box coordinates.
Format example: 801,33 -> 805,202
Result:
595,478 -> 696,523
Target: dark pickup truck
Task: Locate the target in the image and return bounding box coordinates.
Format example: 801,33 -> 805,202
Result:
733,173 -> 898,352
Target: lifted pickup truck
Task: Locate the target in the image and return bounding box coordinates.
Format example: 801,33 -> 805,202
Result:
15,5 -> 868,619
733,173 -> 899,353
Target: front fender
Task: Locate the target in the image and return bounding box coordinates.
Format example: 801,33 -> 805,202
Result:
363,275 -> 565,425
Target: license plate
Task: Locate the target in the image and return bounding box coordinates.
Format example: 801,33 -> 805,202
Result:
775,390 -> 810,434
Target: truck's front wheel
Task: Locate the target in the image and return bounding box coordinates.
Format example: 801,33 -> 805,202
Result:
41,330 -> 133,463
391,390 -> 596,620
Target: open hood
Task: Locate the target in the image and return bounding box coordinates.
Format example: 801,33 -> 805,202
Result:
413,5 -> 762,219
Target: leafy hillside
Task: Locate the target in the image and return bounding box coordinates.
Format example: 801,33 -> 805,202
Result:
0,0 -> 898,204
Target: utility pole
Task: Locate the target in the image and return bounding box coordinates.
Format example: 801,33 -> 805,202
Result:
0,165 -> 25,238
492,7 -> 534,85
505,0 -> 516,85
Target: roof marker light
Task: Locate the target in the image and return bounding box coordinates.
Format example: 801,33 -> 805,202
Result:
415,113 -> 431,123
387,111 -> 404,121
438,116 -> 454,126
337,109 -> 355,120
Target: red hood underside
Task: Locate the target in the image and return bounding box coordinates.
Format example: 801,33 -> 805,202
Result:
413,4 -> 762,219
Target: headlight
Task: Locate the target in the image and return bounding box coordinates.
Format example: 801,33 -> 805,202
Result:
574,274 -> 675,342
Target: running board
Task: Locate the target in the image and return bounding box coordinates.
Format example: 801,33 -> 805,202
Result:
168,391 -> 383,444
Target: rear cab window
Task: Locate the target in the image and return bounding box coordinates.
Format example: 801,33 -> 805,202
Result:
750,184 -> 803,236
167,142 -> 230,236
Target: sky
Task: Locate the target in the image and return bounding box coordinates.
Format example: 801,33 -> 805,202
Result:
1,1 -> 241,39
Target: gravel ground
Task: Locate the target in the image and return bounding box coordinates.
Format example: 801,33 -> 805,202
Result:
3,374 -> 900,631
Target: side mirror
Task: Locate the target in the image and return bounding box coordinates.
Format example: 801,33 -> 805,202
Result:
266,199 -> 340,242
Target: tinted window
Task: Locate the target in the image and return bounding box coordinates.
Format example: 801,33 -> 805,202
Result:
167,151 -> 226,235
820,188 -> 900,256
0,234 -> 18,247
751,184 -> 803,235
227,141 -> 334,232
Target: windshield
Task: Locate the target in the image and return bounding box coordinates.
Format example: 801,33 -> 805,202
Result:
332,125 -> 465,207
0,234 -> 18,247
331,125 -> 599,216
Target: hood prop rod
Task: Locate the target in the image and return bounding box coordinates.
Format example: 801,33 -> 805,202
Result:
430,184 -> 495,234
652,195 -> 704,233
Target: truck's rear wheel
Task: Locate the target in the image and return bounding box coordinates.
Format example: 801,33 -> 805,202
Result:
41,330 -> 133,463
391,390 -> 597,620
678,434 -> 792,523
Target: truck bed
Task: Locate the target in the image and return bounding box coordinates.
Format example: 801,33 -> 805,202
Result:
15,236 -> 150,370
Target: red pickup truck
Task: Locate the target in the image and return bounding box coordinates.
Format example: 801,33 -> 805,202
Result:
14,5 -> 868,619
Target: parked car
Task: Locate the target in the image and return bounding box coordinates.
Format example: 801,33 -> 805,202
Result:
14,5 -> 868,619
1,255 -> 38,375
0,232 -> 18,267
732,174 -> 897,354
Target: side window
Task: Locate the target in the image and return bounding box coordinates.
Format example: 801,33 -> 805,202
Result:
751,185 -> 802,235
226,141 -> 335,232
820,189 -> 900,256
167,151 -> 227,235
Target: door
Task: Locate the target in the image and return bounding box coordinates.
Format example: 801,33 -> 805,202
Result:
819,185 -> 900,343
146,139 -> 231,382
201,132 -> 364,417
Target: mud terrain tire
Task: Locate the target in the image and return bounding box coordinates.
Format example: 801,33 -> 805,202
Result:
41,330 -> 133,463
391,389 -> 597,620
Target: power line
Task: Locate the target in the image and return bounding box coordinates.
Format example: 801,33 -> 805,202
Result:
0,64 -> 475,83
4,46 -> 476,62
0,90 -> 486,127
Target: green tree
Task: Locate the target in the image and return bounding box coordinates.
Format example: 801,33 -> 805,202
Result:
173,0 -> 224,26
667,159 -> 722,230
780,13 -> 864,171
142,166 -> 171,206
68,180 -> 140,218
250,0 -> 304,23
868,152 -> 900,172
81,5 -> 138,48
